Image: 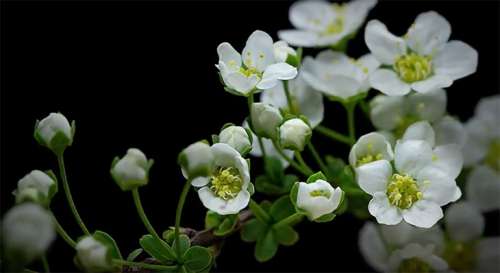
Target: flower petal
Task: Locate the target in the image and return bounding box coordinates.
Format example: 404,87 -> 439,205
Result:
370,95 -> 405,130
368,192 -> 403,225
191,176 -> 210,187
402,200 -> 443,228
395,140 -> 433,177
406,11 -> 451,56
410,74 -> 453,94
466,165 -> 500,212
417,166 -> 460,206
355,160 -> 392,195
433,40 -> 478,81
406,88 -> 447,123
369,69 -> 411,96
225,72 -> 259,95
198,187 -> 250,215
434,116 -> 467,148
257,63 -> 298,90
349,132 -> 394,167
277,30 -> 319,47
431,144 -> 463,179
445,201 -> 484,242
217,42 -> 241,71
288,0 -> 333,31
358,222 -> 390,272
242,30 -> 275,72
365,20 -> 407,65
402,121 -> 436,147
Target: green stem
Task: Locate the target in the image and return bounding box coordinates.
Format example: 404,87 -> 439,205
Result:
174,180 -> 192,261
52,213 -> 77,248
282,81 -> 296,115
41,255 -> 50,273
56,154 -> 90,235
271,141 -> 312,176
273,213 -> 304,229
132,189 -> 162,243
249,199 -> 271,223
359,100 -> 370,118
315,125 -> 352,145
113,259 -> 177,271
294,151 -> 313,174
307,142 -> 328,175
345,102 -> 356,144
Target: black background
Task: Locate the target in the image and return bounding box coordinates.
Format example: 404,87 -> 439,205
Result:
1,1 -> 499,272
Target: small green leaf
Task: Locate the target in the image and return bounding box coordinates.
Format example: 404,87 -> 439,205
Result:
264,157 -> 285,183
241,218 -> 267,243
205,211 -> 222,230
93,230 -> 123,260
139,235 -> 176,264
254,230 -> 278,263
162,229 -> 176,245
306,171 -> 327,183
172,234 -> 191,258
269,196 -> 295,222
126,248 -> 143,262
273,225 -> 299,246
314,213 -> 336,223
183,246 -> 212,273
213,215 -> 238,236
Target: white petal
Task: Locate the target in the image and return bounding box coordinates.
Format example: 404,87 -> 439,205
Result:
406,11 -> 451,56
242,30 -> 275,72
349,132 -> 394,167
365,20 -> 407,65
417,166 -> 460,206
217,42 -> 241,72
466,165 -> 500,212
368,192 -> 403,225
288,0 -> 333,31
476,95 -> 500,126
211,143 -> 242,167
434,116 -> 467,148
431,144 -> 463,179
358,222 -> 390,272
402,200 -> 443,228
191,176 -> 209,187
370,95 -> 405,130
395,140 -> 433,177
278,30 -> 319,48
406,88 -> 447,123
476,238 -> 500,273
289,74 -> 324,128
343,0 -> 378,34
402,121 -> 436,147
369,69 -> 411,96
257,63 -> 298,90
355,160 -> 392,195
357,54 -> 381,74
462,117 -> 490,166
433,40 -> 478,81
198,187 -> 250,215
226,72 -> 259,95
410,74 -> 453,94
445,201 -> 484,242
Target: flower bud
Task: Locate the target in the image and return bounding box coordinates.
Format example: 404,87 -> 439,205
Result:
273,41 -> 297,63
218,125 -> 252,156
75,236 -> 114,272
250,103 -> 283,139
178,141 -> 215,179
15,170 -> 57,206
296,180 -> 343,220
34,113 -> 74,155
279,118 -> 311,151
111,148 -> 152,191
2,203 -> 55,267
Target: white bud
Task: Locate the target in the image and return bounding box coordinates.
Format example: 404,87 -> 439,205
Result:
296,180 -> 343,220
111,148 -> 152,191
34,113 -> 73,155
251,103 -> 283,139
75,236 -> 113,272
279,118 -> 311,151
219,126 -> 252,155
15,170 -> 57,205
273,41 -> 297,63
179,141 -> 214,179
348,132 -> 394,168
2,203 -> 55,265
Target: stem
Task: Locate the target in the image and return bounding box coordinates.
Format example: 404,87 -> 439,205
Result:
273,213 -> 304,229
359,100 -> 370,118
282,81 -> 295,115
41,255 -> 50,273
52,213 -> 77,248
132,189 -> 162,243
56,154 -> 90,235
307,142 -> 328,175
315,125 -> 352,145
345,102 -> 356,144
249,199 -> 271,223
174,180 -> 192,261
294,151 -> 313,174
113,259 -> 177,271
271,141 -> 312,176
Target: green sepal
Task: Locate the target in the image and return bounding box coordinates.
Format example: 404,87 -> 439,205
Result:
211,134 -> 219,144
313,213 -> 336,223
272,225 -> 299,246
240,218 -> 267,243
183,246 -> 213,273
306,171 -> 328,183
162,228 -> 176,245
247,182 -> 255,196
93,230 -> 123,267
269,196 -> 295,222
289,182 -> 299,208
327,91 -> 368,106
220,123 -> 235,131
286,47 -> 302,68
205,211 -> 238,237
126,248 -> 143,262
254,229 -> 278,263
45,169 -> 58,203
139,234 -> 176,264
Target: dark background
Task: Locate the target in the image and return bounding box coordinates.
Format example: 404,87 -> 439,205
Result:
1,1 -> 499,272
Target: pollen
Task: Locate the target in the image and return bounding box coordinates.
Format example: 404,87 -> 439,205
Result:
309,189 -> 331,198
394,53 -> 433,83
387,173 -> 422,209
210,167 -> 243,200
357,153 -> 383,167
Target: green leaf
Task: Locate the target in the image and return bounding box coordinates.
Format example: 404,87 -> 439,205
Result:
126,248 -> 143,262
172,234 -> 191,258
254,230 -> 278,263
204,211 -> 222,230
139,234 -> 176,264
213,215 -> 238,236
324,156 -> 346,181
264,157 -> 285,183
273,225 -> 299,246
162,229 -> 176,245
183,246 -> 212,273
306,171 -> 328,183
314,213 -> 336,223
241,218 -> 267,243
93,230 -> 123,260
269,196 -> 295,222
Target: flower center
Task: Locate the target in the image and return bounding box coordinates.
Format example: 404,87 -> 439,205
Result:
210,167 -> 243,200
398,257 -> 432,273
309,189 -> 331,199
485,139 -> 500,172
357,153 -> 384,166
394,53 -> 433,83
239,66 -> 262,78
442,241 -> 477,272
387,174 -> 423,209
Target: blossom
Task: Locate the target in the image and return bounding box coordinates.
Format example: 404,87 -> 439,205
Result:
218,125 -> 253,156
279,118 -> 312,151
34,112 -> 74,155
75,236 -> 114,272
365,11 -> 478,96
387,243 -> 448,272
296,179 -> 343,220
349,132 -> 394,168
302,50 -> 380,100
465,165 -> 500,212
111,148 -> 153,191
278,0 -> 377,48
250,102 -> 283,139
15,170 -> 57,205
261,73 -> 324,127
179,141 -> 215,179
273,40 -> 297,63
195,143 -> 252,215
217,30 -> 298,96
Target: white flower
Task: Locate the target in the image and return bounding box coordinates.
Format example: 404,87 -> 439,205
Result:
15,170 -> 57,205
111,148 -> 152,191
75,236 -> 114,272
217,30 -> 298,96
365,11 -> 478,96
278,0 -> 377,48
296,179 -> 343,220
358,139 -> 460,228
34,112 -> 74,154
196,143 -> 251,215
250,102 -> 283,139
444,201 -> 500,272
302,50 -> 380,100
462,95 -> 500,170
218,125 -> 252,156
179,141 -> 215,179
279,118 -> 312,151
465,165 -> 500,212
261,73 -> 324,128
349,132 -> 394,168
2,203 -> 55,265
273,40 -> 297,63
388,243 -> 448,272
359,222 -> 444,272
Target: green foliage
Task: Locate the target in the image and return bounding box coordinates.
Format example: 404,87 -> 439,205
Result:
183,246 -> 213,273
126,248 -> 143,262
205,211 -> 239,236
306,171 -> 328,183
93,230 -> 123,261
255,157 -> 297,195
172,234 -> 191,258
139,235 -> 176,264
